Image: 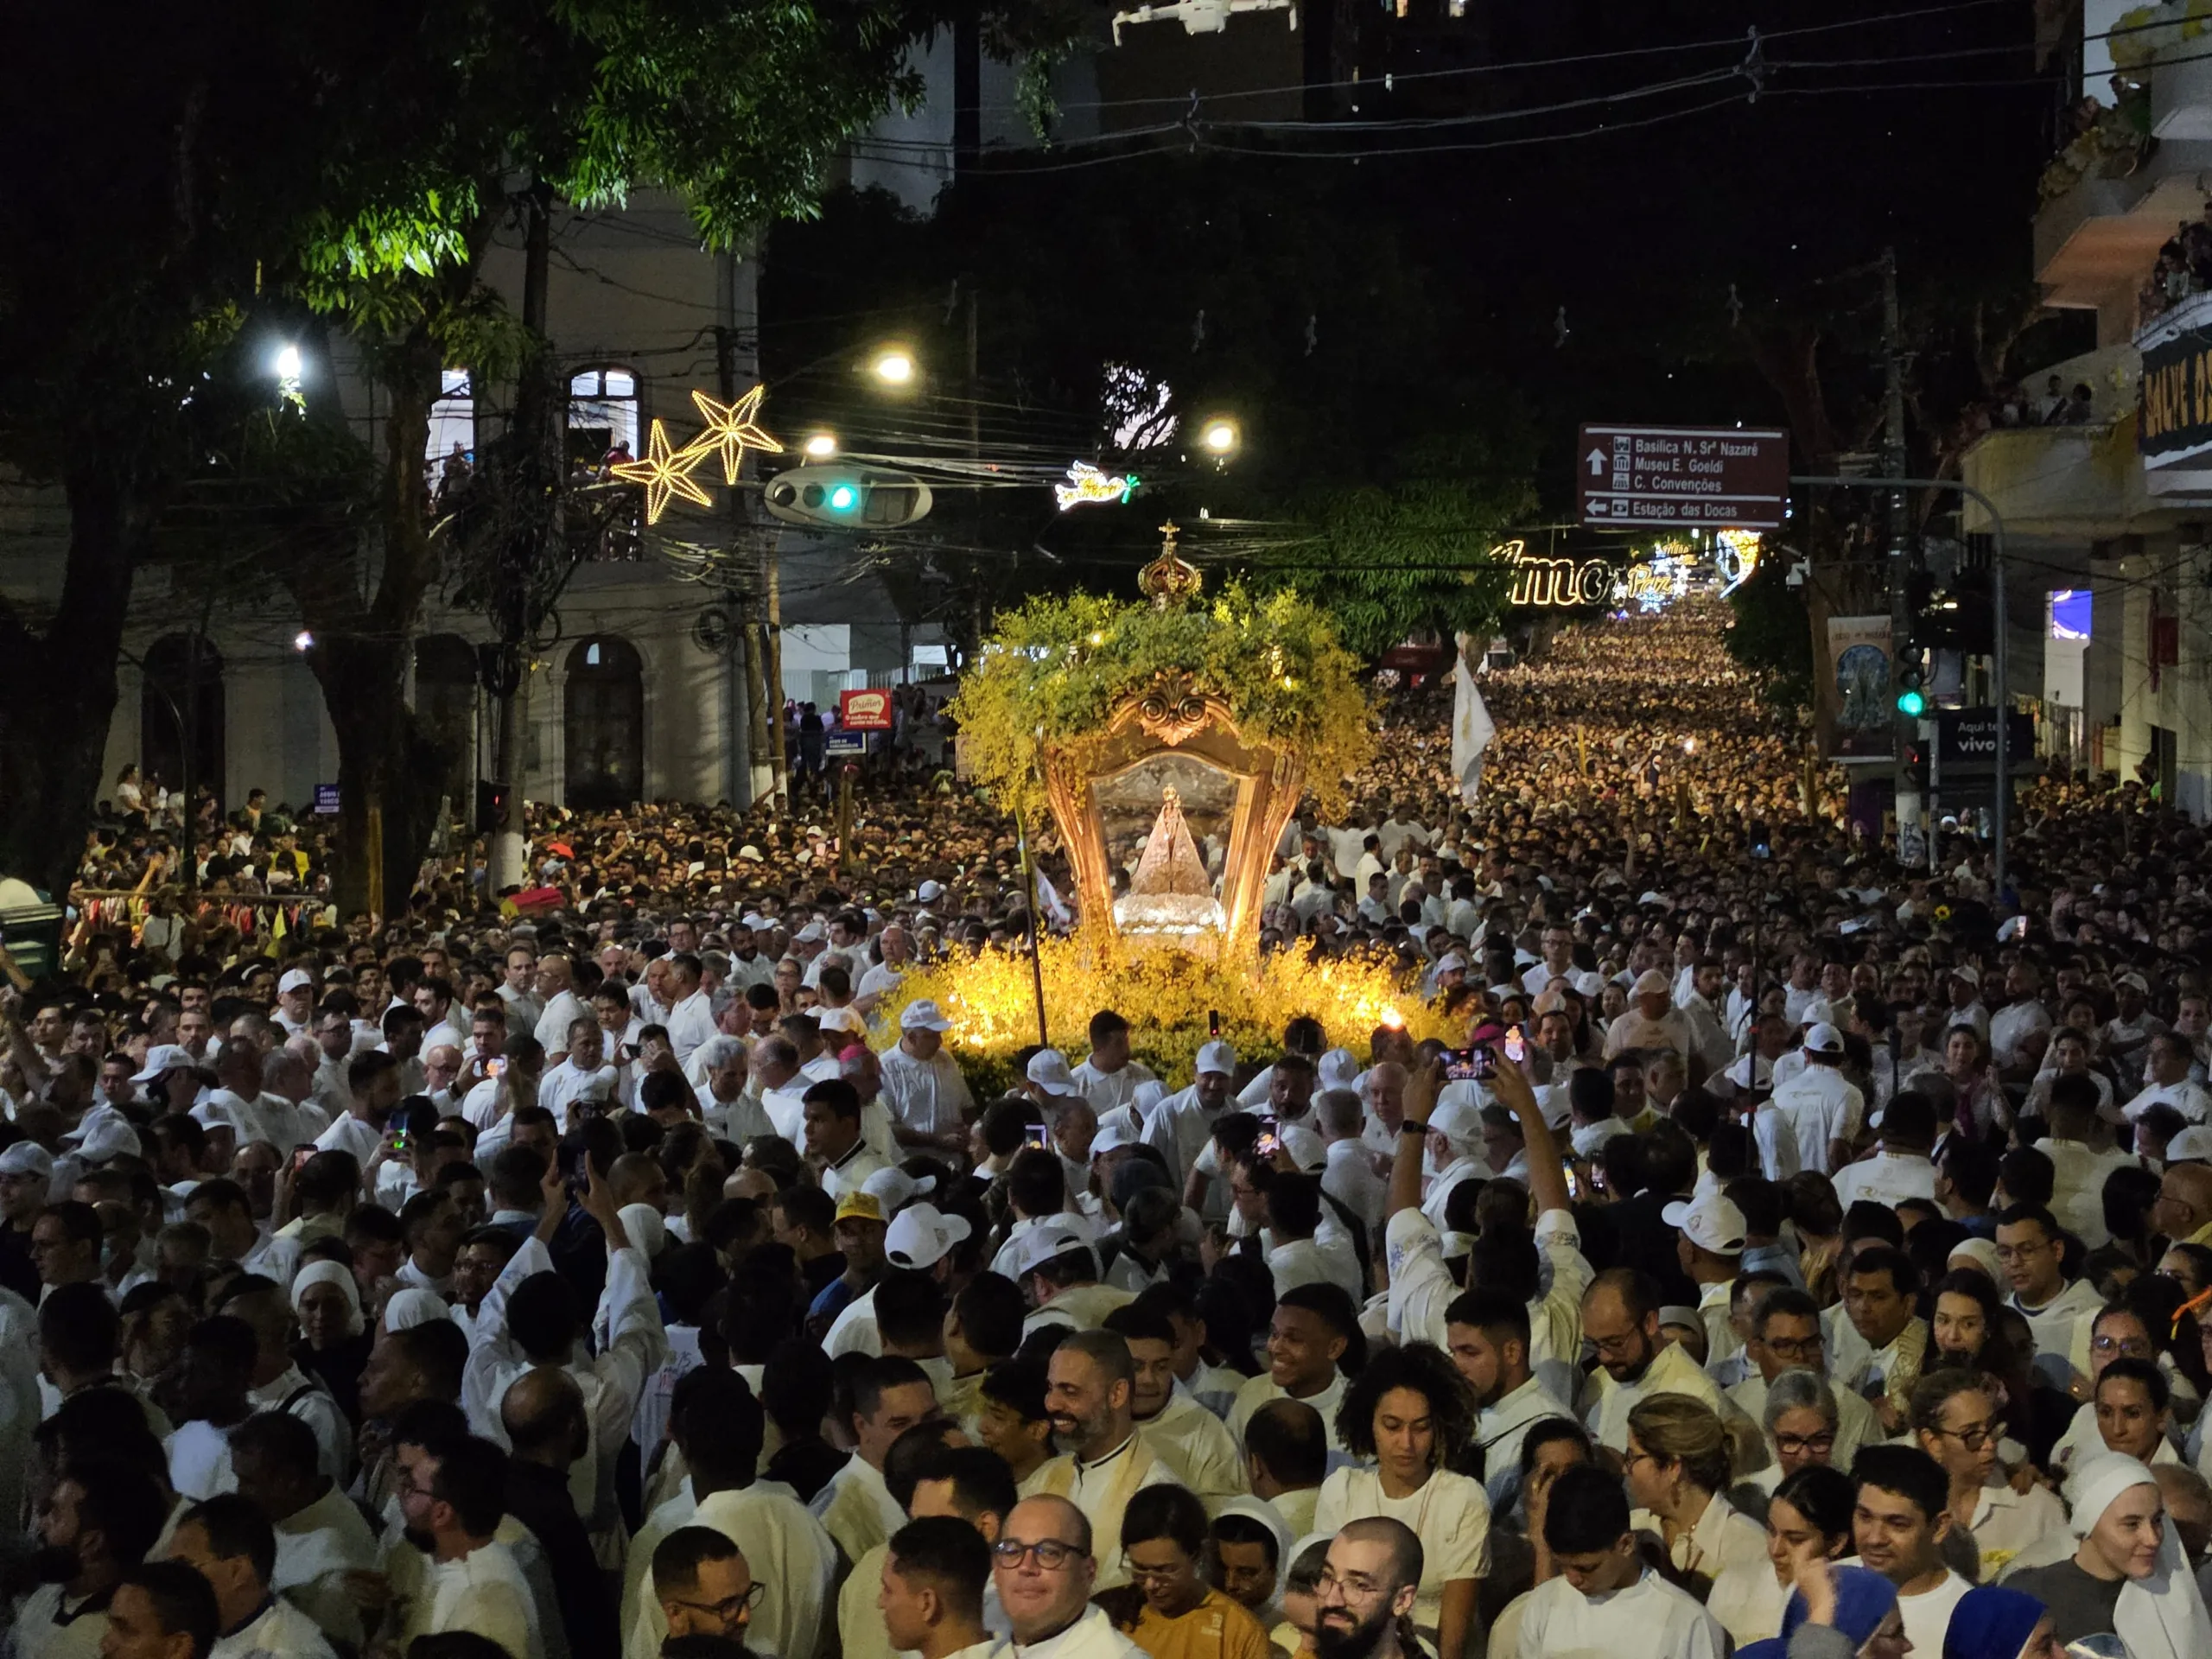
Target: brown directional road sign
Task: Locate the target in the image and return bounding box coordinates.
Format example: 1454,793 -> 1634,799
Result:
1577,424 -> 1789,530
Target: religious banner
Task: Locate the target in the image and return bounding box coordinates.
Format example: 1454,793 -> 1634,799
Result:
1449,634 -> 1497,806
1823,614 -> 1896,761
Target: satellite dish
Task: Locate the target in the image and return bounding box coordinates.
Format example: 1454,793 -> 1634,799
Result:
691,607 -> 735,655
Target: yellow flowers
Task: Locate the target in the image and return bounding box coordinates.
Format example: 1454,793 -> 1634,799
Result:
880,932 -> 1454,1096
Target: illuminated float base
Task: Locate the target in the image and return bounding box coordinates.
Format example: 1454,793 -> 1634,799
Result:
881,929 -> 1455,1096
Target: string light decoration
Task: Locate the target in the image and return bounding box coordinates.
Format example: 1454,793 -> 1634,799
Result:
1054,461 -> 1138,511
686,385 -> 783,486
611,419 -> 714,525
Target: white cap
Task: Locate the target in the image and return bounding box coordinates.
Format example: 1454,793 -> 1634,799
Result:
816,1007 -> 865,1035
278,969 -> 315,995
1800,997 -> 1837,1028
2118,971 -> 2151,992
1573,969 -> 1606,998
736,846 -> 765,862
1196,1040 -> 1236,1077
863,1166 -> 937,1212
1011,1221 -> 1093,1279
1803,1022 -> 1844,1055
0,1142 -> 53,1179
918,880 -> 945,902
1662,1192 -> 1747,1255
1027,1049 -> 1076,1091
2166,1125 -> 2212,1164
1433,952 -> 1468,976
795,922 -> 827,944
1130,1080 -> 1167,1118
132,1044 -> 191,1084
1949,963 -> 1980,986
886,1203 -> 973,1269
1318,1047 -> 1360,1092
1632,968 -> 1673,998
74,1115 -> 143,1165
1429,1090 -> 1484,1145
900,1000 -> 952,1033
1090,1118 -> 1142,1156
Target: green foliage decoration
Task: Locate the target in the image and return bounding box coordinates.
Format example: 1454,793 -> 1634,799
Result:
948,582 -> 1375,829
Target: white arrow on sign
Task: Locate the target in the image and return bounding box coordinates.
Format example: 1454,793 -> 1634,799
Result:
1586,448 -> 1605,475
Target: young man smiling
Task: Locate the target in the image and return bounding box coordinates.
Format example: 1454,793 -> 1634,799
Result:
1851,1444 -> 1972,1659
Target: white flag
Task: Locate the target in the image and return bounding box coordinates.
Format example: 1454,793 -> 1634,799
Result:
1449,633 -> 1496,807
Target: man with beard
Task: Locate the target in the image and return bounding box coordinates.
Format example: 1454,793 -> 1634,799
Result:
1311,1516 -> 1424,1659
381,1417 -> 538,1657
16,1455 -> 168,1658
1510,1465 -> 1724,1658
1102,1305 -> 1243,1504
1574,1267 -> 1728,1454
652,1526 -> 759,1651
1028,1331 -> 1176,1588
1443,1288 -> 1570,1512
990,1494 -> 1144,1658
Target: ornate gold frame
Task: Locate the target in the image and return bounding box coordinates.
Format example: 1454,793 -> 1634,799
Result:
1040,671 -> 1305,960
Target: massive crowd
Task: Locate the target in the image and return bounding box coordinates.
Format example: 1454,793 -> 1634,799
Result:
8,599 -> 2212,1659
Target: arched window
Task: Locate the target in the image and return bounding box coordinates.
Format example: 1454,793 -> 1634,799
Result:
413,634 -> 479,810
563,636 -> 644,810
569,367 -> 639,470
141,633 -> 225,810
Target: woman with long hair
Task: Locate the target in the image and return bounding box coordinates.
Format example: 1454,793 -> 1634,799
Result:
1707,1464 -> 1855,1648
1313,1342 -> 1489,1659
1624,1394 -> 1766,1594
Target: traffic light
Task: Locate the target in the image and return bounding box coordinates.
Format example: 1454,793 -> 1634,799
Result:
762,464 -> 934,530
1895,664 -> 1926,719
475,780 -> 509,835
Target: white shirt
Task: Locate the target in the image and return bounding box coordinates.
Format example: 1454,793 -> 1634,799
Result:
1990,999 -> 2053,1071
1472,1374 -> 1573,1511
1321,1137 -> 1386,1236
211,1594 -> 338,1659
877,1044 -> 976,1140
1830,1148 -> 1938,1212
1515,1568 -> 1725,1659
1228,1370 -> 1350,1452
392,1537 -> 540,1659
1314,1465 -> 1491,1642
2124,1077 -> 2211,1124
664,990 -> 719,1065
532,989 -> 589,1055
2038,1137 -> 2139,1249
1070,1058 -> 1158,1120
1770,1064 -> 1864,1175
623,1483 -> 838,1659
1894,1570 -> 1973,1659
538,1058 -> 619,1129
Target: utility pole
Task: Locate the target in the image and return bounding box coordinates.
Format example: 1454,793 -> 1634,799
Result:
1879,247 -> 1925,868
966,279 -> 985,657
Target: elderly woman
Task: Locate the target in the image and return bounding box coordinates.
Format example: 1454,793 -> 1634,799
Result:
1752,1370 -> 1847,1495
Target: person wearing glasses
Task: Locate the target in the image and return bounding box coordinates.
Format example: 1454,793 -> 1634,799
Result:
1101,1484 -> 1269,1659
1909,1370 -> 2064,1583
1728,1289 -> 1879,1481
991,1493 -> 1146,1658
2041,1300 -> 2178,1480
653,1526 -> 762,1648
1994,1204 -> 2102,1393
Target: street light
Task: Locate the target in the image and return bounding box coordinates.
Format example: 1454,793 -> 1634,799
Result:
804,432 -> 838,459
870,348 -> 917,387
1199,417 -> 1240,456
293,630 -> 315,653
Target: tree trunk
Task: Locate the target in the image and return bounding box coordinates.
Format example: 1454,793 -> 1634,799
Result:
0,454 -> 147,896
283,322 -> 449,920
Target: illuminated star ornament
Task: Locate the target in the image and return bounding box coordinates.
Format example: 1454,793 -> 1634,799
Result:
1054,461 -> 1137,511
612,419 -> 714,524
688,385 -> 783,486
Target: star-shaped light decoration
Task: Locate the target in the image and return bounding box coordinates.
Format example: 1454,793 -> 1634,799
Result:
612,419 -> 714,524
686,385 -> 783,486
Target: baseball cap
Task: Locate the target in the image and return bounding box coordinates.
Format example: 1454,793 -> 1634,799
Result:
1091,1118 -> 1142,1157
1948,963 -> 1980,987
2118,971 -> 2150,992
863,1166 -> 936,1212
1433,952 -> 1468,976
795,922 -> 827,944
1196,1040 -> 1236,1077
278,969 -> 315,995
900,1000 -> 953,1033
816,1007 -> 865,1036
2165,1125 -> 2212,1164
1429,1090 -> 1483,1145
74,1115 -> 143,1165
886,1203 -> 973,1269
1010,1221 -> 1092,1279
132,1044 -> 191,1084
1804,1022 -> 1844,1055
1800,998 -> 1838,1028
618,1203 -> 667,1258
1631,968 -> 1673,997
1662,1192 -> 1747,1255
918,880 -> 945,902
1027,1049 -> 1076,1092
0,1142 -> 53,1180
1318,1048 -> 1360,1092
834,1191 -> 887,1226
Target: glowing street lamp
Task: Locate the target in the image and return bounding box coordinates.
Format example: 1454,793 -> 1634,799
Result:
1199,417 -> 1240,456
273,343 -> 304,403
293,630 -> 315,653
804,432 -> 838,459
871,347 -> 917,387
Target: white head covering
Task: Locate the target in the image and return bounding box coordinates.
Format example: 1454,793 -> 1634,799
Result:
2069,1453 -> 2212,1659
383,1287 -> 450,1332
619,1203 -> 667,1258
289,1259 -> 364,1339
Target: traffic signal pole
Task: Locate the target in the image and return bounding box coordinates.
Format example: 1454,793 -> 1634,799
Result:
1793,473 -> 2011,899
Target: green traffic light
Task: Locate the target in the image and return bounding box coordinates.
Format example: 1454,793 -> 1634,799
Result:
829,484 -> 858,512
1897,688 -> 1926,717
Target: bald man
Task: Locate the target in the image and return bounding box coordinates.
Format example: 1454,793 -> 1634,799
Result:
992,1495 -> 1141,1655
2154,1162 -> 2212,1249
502,1368 -> 619,1656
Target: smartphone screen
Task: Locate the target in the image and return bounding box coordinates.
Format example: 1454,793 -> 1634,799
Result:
1022,1122 -> 1051,1150
486,1057 -> 506,1078
1503,1024 -> 1527,1065
1563,1160 -> 1582,1201
1443,1046 -> 1495,1084
289,1146 -> 315,1175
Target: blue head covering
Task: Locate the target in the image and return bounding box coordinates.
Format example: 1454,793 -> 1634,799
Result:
1942,1586 -> 2047,1659
1777,1566 -> 1902,1649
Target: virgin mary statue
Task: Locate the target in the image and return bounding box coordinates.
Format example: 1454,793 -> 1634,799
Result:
1113,785 -> 1226,936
